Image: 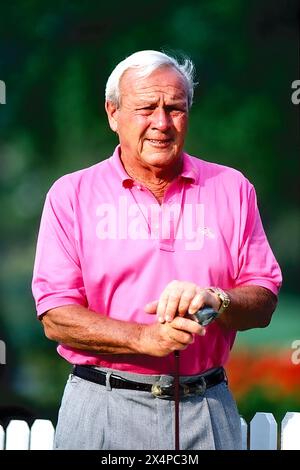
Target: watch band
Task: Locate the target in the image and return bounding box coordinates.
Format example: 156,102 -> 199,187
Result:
207,287 -> 231,315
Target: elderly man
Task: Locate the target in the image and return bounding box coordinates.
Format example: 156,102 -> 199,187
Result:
32,50 -> 282,450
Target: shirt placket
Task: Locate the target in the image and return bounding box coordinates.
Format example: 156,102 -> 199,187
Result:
128,180 -> 185,252
159,179 -> 185,252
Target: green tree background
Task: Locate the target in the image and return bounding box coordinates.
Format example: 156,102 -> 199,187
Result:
0,0 -> 299,424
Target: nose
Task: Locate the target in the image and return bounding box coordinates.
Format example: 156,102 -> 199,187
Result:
151,107 -> 171,131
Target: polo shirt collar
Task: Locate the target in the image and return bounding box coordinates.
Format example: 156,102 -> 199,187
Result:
110,145 -> 199,187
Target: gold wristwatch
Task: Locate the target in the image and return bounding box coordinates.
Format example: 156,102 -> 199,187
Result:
207,287 -> 231,315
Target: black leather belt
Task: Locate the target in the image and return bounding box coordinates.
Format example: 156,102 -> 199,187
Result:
73,365 -> 226,399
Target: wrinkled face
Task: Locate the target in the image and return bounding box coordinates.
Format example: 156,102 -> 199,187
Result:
106,66 -> 189,172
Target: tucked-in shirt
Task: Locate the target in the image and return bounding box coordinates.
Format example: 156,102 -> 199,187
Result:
32,146 -> 282,374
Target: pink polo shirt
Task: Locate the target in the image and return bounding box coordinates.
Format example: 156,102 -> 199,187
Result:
32,146 -> 282,375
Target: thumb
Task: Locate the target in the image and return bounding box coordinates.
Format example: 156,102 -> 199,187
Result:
144,300 -> 159,314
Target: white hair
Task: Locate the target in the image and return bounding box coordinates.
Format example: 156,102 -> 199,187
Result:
105,50 -> 196,109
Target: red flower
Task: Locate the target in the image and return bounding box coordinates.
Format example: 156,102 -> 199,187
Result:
226,348 -> 300,401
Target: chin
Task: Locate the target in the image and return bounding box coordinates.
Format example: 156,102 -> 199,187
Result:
143,151 -> 178,167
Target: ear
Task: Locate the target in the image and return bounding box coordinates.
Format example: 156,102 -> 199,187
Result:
105,100 -> 119,133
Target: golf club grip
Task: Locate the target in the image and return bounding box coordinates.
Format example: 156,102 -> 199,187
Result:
193,306 -> 218,326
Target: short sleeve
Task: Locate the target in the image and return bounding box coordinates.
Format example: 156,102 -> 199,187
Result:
32,178 -> 87,316
236,184 -> 282,295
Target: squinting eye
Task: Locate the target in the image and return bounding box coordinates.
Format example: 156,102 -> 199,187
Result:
167,107 -> 186,113
137,108 -> 153,115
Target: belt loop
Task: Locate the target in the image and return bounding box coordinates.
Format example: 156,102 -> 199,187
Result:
105,371 -> 112,391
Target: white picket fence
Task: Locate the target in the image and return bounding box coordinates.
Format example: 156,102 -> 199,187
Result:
0,412 -> 300,449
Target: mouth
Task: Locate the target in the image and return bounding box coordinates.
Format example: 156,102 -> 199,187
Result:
145,138 -> 173,148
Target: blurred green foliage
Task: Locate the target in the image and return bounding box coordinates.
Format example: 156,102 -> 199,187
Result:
0,0 -> 299,423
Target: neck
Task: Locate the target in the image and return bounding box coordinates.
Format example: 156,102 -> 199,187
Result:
121,157 -> 182,203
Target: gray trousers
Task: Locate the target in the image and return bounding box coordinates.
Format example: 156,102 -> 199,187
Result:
54,369 -> 242,450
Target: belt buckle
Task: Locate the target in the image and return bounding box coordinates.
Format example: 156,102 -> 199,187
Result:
151,377 -> 207,399
151,383 -> 174,398
151,383 -> 163,397
194,376 -> 206,396
180,377 -> 206,397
